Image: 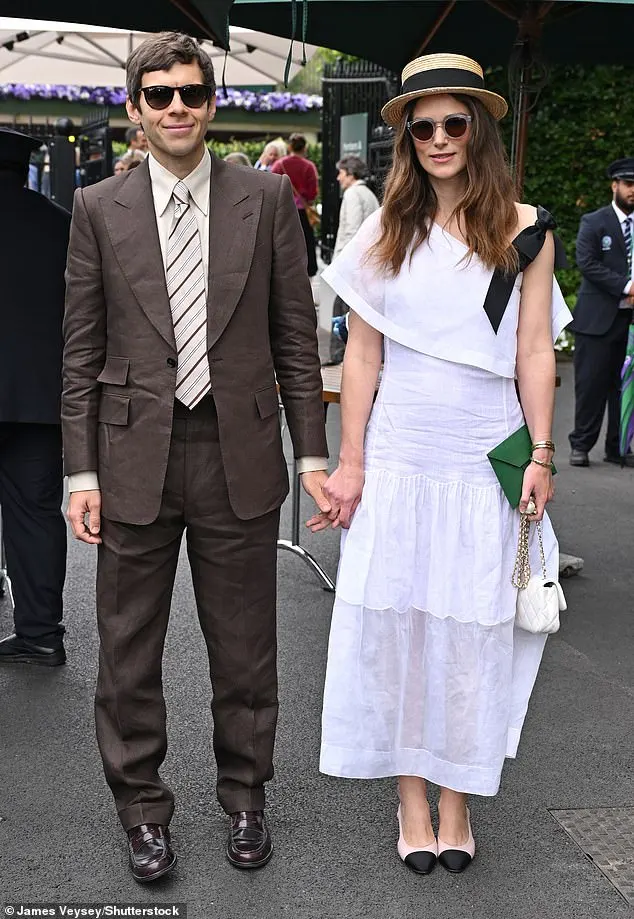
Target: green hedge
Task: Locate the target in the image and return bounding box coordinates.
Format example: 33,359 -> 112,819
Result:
488,64 -> 634,303
113,138 -> 322,199
209,139 -> 322,190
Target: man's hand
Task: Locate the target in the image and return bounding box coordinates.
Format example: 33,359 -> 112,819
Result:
301,470 -> 335,533
67,490 -> 102,544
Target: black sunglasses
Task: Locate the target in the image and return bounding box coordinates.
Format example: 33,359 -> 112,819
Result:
139,84 -> 213,111
407,114 -> 472,143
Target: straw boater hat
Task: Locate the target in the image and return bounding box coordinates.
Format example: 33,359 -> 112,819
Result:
381,53 -> 508,126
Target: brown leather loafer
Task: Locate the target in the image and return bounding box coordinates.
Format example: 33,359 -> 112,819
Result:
226,810 -> 273,869
127,824 -> 176,883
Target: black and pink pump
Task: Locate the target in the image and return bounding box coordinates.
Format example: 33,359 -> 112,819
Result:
397,804 -> 438,875
437,807 -> 476,873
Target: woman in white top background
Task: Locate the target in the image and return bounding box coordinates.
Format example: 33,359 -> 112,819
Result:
309,54 -> 571,875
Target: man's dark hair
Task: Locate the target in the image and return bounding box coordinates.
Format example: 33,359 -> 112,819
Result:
288,133 -> 307,153
126,31 -> 216,104
336,155 -> 368,180
125,126 -> 141,145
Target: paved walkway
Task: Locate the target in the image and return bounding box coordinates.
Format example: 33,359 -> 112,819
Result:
1,359 -> 633,918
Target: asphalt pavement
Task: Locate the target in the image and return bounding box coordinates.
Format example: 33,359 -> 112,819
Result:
1,358 -> 633,919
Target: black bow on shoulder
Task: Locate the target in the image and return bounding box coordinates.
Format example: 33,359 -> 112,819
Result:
514,206 -> 568,272
483,206 -> 568,334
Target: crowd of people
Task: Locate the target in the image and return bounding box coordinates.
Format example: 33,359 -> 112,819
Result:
221,134 -> 322,279
0,28 -> 631,890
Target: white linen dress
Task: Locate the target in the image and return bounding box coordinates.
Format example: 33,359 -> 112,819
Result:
319,209 -> 572,796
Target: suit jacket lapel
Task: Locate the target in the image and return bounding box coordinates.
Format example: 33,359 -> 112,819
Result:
207,155 -> 263,351
99,160 -> 176,350
605,205 -> 627,260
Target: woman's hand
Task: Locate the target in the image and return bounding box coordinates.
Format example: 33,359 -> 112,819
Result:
519,458 -> 554,521
306,463 -> 365,532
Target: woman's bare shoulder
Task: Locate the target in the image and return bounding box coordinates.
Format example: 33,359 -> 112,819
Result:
514,202 -> 538,234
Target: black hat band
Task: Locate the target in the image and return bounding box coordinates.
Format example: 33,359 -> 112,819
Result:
401,68 -> 484,96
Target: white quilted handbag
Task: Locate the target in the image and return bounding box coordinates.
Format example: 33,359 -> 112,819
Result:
512,504 -> 567,635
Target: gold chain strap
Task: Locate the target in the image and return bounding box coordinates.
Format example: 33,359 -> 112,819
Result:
512,514 -> 547,589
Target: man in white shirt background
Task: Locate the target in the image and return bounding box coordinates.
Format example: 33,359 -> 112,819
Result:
62,31 -> 330,883
324,155 -> 379,366
125,124 -> 148,157
569,157 -> 634,466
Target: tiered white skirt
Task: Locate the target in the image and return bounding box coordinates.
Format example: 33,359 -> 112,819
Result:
319,344 -> 559,796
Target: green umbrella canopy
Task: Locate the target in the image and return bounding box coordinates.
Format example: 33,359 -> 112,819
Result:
230,0 -> 634,72
0,1 -> 232,46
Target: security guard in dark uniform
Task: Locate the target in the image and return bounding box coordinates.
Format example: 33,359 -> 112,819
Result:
569,157 -> 634,467
0,128 -> 70,665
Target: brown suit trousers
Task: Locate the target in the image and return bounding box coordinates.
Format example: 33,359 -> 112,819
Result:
96,396 -> 279,829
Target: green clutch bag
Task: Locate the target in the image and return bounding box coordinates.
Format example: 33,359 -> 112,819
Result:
487,424 -> 556,508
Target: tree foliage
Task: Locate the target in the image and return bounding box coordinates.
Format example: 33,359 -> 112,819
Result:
488,64 -> 634,302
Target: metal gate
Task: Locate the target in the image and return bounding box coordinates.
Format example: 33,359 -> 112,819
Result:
320,59 -> 397,263
4,110 -> 113,210
78,107 -> 113,188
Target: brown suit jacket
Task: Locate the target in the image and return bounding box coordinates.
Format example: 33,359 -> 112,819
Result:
62,154 -> 327,524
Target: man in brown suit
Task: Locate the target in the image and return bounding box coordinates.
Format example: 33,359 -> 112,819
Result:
63,32 -> 330,882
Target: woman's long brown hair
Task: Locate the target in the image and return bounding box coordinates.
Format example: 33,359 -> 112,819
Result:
369,94 -> 518,276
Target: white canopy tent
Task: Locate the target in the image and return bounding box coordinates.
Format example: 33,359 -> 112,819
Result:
0,17 -> 317,88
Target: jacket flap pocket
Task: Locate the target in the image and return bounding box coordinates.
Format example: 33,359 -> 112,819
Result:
98,393 -> 129,425
255,385 -> 279,419
97,356 -> 130,385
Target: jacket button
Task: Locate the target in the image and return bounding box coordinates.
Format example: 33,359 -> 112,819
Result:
167,357 -> 177,368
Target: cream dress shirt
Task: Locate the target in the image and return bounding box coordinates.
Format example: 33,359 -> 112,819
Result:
68,150 -> 326,493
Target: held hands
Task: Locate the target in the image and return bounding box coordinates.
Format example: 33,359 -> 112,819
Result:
301,470 -> 335,533
306,463 -> 365,532
67,490 -> 102,544
519,451 -> 554,521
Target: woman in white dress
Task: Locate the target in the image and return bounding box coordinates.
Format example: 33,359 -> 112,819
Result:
309,54 -> 572,875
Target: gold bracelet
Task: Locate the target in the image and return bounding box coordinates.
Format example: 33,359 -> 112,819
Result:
530,456 -> 553,469
532,440 -> 555,453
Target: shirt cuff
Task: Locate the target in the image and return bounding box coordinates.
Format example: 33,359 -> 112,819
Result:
297,456 -> 328,474
68,471 -> 100,492
624,280 -> 632,295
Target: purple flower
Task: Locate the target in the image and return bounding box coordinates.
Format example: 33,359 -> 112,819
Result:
0,82 -> 323,111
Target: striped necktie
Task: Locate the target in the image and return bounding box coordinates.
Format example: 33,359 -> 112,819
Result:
624,216 -> 633,276
167,180 -> 210,409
